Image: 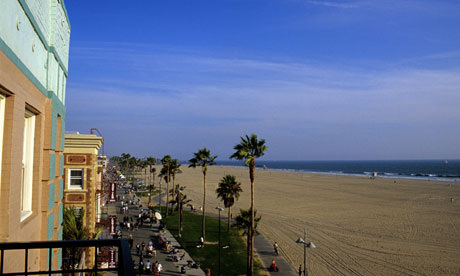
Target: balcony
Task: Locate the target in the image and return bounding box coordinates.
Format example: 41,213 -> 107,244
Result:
0,239 -> 135,275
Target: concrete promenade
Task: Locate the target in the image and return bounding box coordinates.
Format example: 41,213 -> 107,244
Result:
107,192 -> 205,276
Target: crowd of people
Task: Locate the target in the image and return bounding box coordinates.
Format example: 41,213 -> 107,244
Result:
114,186 -> 164,275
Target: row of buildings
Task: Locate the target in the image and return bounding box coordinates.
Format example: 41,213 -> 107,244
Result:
0,0 -> 109,273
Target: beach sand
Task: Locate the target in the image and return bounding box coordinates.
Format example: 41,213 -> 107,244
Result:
154,165 -> 460,275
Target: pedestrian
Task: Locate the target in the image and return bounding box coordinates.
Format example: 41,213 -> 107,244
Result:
139,259 -> 144,275
145,260 -> 151,274
128,233 -> 133,249
206,268 -> 211,276
136,243 -> 141,255
156,262 -> 162,276
298,264 -> 302,276
273,241 -> 279,255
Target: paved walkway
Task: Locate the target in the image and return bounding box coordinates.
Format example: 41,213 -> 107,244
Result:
254,234 -> 297,276
107,191 -> 205,276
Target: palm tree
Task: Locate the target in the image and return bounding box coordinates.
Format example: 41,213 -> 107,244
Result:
170,159 -> 182,213
129,156 -> 139,183
230,134 -> 267,276
157,172 -> 164,208
216,175 -> 243,231
145,156 -> 156,188
169,184 -> 192,232
235,208 -> 261,236
140,159 -> 148,190
63,208 -> 104,270
148,167 -> 156,205
178,187 -> 192,233
120,153 -> 131,175
63,207 -> 89,269
235,207 -> 262,274
189,147 -> 217,240
161,155 -> 172,217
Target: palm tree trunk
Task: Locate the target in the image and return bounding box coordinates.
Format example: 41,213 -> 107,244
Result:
247,227 -> 253,276
149,184 -> 152,206
144,167 -> 147,192
158,178 -> 162,209
202,171 -> 206,240
166,173 -> 170,218
179,198 -> 183,232
172,174 -> 176,214
148,165 -> 152,205
249,163 -> 255,276
228,207 -> 231,232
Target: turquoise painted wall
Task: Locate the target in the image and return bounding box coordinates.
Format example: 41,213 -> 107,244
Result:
59,179 -> 63,200
47,211 -> 54,240
60,154 -> 64,175
57,248 -> 62,269
0,0 -> 70,102
49,153 -> 55,179
58,203 -> 63,225
1,0 -> 70,245
48,182 -> 55,210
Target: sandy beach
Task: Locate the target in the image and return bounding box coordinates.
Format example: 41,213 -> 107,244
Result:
153,165 -> 460,276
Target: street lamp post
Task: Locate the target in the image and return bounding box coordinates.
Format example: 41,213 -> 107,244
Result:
216,206 -> 224,276
296,228 -> 315,276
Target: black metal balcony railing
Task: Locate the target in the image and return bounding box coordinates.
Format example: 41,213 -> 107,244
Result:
0,239 -> 135,275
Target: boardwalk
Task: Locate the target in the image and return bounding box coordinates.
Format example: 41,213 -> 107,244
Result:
107,192 -> 205,276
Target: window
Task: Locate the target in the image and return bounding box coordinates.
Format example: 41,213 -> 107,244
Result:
21,109 -> 36,220
68,169 -> 84,189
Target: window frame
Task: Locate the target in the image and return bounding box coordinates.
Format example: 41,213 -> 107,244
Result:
68,168 -> 84,190
0,94 -> 5,190
21,109 -> 36,221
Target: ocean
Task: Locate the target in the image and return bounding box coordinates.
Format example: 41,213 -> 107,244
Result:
214,160 -> 460,182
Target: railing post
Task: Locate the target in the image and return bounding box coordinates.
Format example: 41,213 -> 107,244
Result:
71,246 -> 76,276
1,249 -> 4,274
48,247 -> 52,276
25,248 -> 28,275
118,239 -> 135,275
94,245 -> 98,274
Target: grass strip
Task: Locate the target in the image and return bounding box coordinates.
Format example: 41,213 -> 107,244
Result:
157,208 -> 264,275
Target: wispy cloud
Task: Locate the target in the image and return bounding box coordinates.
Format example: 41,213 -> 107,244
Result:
304,0 -> 359,9
66,43 -> 460,159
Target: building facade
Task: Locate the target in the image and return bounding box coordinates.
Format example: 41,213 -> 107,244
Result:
63,133 -> 103,236
63,133 -> 103,268
0,0 -> 70,272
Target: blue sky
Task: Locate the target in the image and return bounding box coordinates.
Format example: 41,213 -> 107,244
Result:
64,0 -> 460,160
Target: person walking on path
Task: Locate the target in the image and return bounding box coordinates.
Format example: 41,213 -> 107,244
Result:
273,241 -> 279,255
298,264 -> 302,276
128,233 -> 134,249
145,260 -> 151,274
154,261 -> 162,276
139,258 -> 144,275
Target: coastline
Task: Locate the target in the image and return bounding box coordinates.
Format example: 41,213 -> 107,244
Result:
215,164 -> 460,182
164,165 -> 460,275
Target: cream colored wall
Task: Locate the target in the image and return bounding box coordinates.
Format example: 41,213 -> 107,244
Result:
0,47 -> 48,273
